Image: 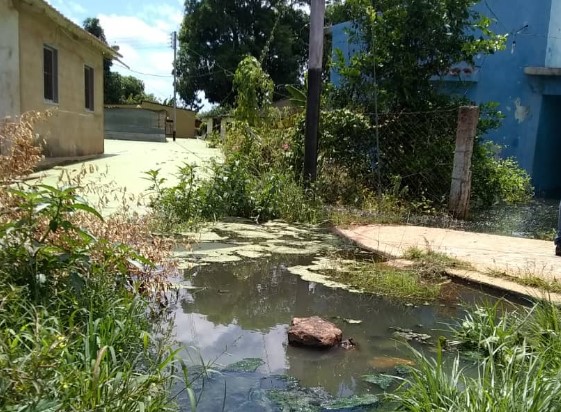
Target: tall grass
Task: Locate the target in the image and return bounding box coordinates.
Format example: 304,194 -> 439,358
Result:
0,113 -> 188,410
392,300 -> 561,411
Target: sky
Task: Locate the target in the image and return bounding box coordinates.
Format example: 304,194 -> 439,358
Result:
45,0 -> 208,107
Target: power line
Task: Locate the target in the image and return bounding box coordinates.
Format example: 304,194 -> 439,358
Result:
115,65 -> 173,78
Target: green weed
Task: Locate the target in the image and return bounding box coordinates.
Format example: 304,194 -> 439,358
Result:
0,114 -> 190,411
327,260 -> 442,301
392,301 -> 561,411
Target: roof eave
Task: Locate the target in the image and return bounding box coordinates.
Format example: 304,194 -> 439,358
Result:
19,0 -> 123,59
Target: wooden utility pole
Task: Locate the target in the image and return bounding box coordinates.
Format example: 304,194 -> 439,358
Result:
172,31 -> 178,142
304,0 -> 325,184
449,106 -> 480,219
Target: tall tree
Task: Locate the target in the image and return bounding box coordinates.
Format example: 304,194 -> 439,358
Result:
330,0 -> 507,111
83,17 -> 112,74
177,0 -> 309,109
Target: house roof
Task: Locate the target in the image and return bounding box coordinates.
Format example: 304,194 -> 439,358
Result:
16,0 -> 122,59
104,101 -> 197,115
140,100 -> 197,114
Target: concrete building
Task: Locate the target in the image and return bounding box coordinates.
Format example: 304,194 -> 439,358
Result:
104,107 -> 167,143
104,101 -> 198,140
0,0 -> 120,157
331,1 -> 561,196
140,101 -> 197,139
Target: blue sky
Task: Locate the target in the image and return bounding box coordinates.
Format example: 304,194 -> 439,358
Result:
46,0 -> 192,105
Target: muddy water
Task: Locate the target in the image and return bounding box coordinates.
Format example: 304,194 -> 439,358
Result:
169,222 -> 510,411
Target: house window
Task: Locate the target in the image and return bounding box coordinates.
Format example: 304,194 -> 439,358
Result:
43,46 -> 58,102
84,66 -> 94,111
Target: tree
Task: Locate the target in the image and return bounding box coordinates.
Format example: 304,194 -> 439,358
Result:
83,18 -> 112,74
104,72 -> 155,104
177,0 -> 309,109
83,17 -> 107,43
329,0 -> 507,111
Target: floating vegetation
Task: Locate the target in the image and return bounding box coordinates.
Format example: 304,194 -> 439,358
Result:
223,357 -> 265,373
391,327 -> 432,344
323,394 -> 379,410
264,375 -> 380,411
362,373 -> 397,390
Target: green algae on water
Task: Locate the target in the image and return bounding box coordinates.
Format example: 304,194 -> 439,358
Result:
362,373 -> 396,390
223,357 -> 264,373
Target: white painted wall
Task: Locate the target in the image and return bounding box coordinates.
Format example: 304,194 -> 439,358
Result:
0,0 -> 20,119
547,0 -> 561,67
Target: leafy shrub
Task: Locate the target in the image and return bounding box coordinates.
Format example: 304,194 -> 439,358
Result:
288,109 -> 378,205
471,141 -> 534,208
147,151 -> 323,225
287,105 -> 532,210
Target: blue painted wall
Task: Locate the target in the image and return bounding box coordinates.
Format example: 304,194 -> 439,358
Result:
330,22 -> 356,87
331,1 -> 561,195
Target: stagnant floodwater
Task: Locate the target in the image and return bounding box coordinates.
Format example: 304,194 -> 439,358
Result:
168,246 -> 517,411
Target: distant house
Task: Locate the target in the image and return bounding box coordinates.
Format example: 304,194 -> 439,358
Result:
0,0 -> 121,157
104,106 -> 167,143
331,0 -> 561,196
104,101 -> 197,141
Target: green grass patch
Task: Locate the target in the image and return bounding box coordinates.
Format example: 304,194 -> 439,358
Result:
486,269 -> 561,295
403,247 -> 473,272
327,260 -> 443,301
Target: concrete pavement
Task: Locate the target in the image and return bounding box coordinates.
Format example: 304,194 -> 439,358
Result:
29,138 -> 221,215
336,224 -> 561,303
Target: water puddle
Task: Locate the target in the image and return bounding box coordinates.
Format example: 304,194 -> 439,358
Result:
169,221 -> 510,411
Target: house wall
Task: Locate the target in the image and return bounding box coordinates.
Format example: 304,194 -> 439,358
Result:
330,1 -> 561,195
330,22 -> 358,88
17,2 -> 105,157
456,0 -> 553,173
546,0 -> 561,67
0,0 -> 20,119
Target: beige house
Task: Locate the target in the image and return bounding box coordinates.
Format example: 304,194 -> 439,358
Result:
0,0 -> 120,157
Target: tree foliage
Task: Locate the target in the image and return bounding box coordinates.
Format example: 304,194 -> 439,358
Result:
330,0 -> 507,111
83,17 -> 107,43
177,0 -> 309,109
233,56 -> 274,125
104,72 -> 158,105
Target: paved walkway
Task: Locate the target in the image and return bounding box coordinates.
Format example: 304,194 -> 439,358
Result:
29,138 -> 221,215
336,224 -> 561,302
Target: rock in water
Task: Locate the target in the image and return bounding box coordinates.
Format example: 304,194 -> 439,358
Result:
288,316 -> 342,348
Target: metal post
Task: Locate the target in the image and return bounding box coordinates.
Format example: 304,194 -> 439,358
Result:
172,31 -> 177,142
304,0 -> 325,185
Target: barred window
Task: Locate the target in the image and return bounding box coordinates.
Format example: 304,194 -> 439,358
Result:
43,46 -> 58,102
84,66 -> 94,111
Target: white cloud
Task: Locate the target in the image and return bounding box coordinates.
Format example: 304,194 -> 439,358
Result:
46,0 -> 86,22
46,0 -> 206,108
98,13 -> 175,100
